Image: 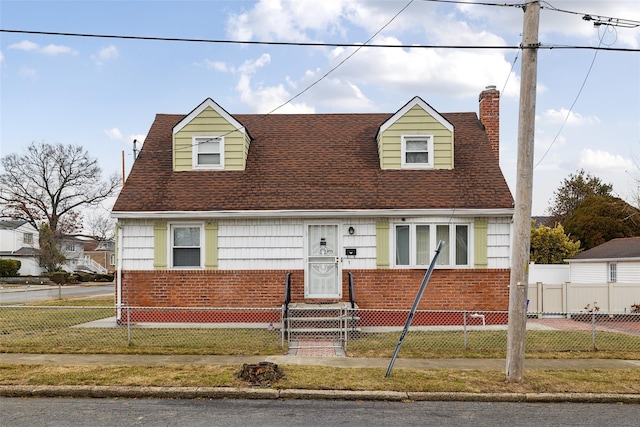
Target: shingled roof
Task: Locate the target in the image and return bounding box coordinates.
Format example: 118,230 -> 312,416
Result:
112,110 -> 513,214
569,237 -> 640,261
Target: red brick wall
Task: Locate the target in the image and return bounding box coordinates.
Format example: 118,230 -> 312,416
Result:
344,269 -> 509,311
121,268 -> 509,311
479,85 -> 500,160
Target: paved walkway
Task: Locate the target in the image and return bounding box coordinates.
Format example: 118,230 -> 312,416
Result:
2,353 -> 639,370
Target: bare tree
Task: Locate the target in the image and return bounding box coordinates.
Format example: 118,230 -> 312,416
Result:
86,210 -> 116,241
0,142 -> 121,236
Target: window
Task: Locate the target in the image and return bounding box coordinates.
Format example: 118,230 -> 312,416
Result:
608,263 -> 617,283
171,225 -> 202,268
193,136 -> 224,169
394,223 -> 469,268
401,135 -> 433,168
110,254 -> 116,266
65,242 -> 76,252
23,233 -> 33,244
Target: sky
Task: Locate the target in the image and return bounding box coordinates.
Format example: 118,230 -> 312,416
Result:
1,0 -> 639,218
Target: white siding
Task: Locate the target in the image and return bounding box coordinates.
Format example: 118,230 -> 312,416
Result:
119,215 -> 510,271
119,219 -> 155,270
487,217 -> 510,268
618,261 -> 640,283
570,262 -> 607,284
218,218 -> 377,270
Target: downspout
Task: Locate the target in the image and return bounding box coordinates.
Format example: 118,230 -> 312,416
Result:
116,222 -> 123,321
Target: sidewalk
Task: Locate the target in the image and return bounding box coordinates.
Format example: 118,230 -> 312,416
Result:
3,352 -> 640,370
2,353 -> 639,403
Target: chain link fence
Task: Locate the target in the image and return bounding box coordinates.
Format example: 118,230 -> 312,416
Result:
1,304 -> 639,357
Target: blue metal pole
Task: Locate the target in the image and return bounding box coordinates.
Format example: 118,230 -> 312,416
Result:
386,240 -> 444,378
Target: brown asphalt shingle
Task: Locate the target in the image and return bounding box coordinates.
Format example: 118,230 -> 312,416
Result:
569,237 -> 640,260
112,111 -> 513,213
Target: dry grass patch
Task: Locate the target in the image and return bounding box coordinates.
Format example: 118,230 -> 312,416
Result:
2,364 -> 640,394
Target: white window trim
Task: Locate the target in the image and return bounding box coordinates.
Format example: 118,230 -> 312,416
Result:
391,221 -> 473,268
608,262 -> 617,283
192,135 -> 224,169
401,134 -> 434,169
169,222 -> 204,269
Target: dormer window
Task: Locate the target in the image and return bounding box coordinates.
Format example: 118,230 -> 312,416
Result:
193,136 -> 224,169
402,135 -> 433,168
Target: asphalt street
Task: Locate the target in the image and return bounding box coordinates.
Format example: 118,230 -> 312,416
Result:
2,398 -> 640,427
0,283 -> 114,304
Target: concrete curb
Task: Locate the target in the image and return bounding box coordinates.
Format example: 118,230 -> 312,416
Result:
1,385 -> 639,403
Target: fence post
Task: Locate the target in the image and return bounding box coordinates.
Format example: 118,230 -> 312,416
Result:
127,306 -> 131,346
591,312 -> 596,351
463,311 -> 468,349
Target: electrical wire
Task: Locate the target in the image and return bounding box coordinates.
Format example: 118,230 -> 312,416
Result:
533,24 -> 614,169
139,0 -> 417,155
1,29 -> 637,52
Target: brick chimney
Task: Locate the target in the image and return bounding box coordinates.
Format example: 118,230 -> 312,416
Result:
479,85 -> 500,160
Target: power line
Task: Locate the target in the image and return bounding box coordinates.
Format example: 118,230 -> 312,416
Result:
1,29 -> 637,52
541,1 -> 640,28
141,0 -> 418,155
534,24 -> 612,169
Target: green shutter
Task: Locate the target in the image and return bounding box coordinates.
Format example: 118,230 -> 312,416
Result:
153,222 -> 167,269
474,219 -> 488,268
204,221 -> 219,270
376,221 -> 390,269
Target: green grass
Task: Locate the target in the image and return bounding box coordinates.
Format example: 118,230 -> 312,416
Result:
1,296 -> 640,358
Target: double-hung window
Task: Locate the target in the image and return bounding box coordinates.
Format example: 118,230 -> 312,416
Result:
608,262 -> 617,283
401,135 -> 433,168
193,136 -> 224,169
171,225 -> 202,268
394,223 -> 469,268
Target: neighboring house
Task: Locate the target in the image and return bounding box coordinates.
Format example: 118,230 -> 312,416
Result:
112,86 -> 514,314
0,220 -> 45,276
84,239 -> 116,274
59,235 -> 85,272
59,236 -> 108,274
565,237 -> 640,313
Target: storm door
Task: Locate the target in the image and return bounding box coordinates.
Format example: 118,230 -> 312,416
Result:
305,224 -> 341,299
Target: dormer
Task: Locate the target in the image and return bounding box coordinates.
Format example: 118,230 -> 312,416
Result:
376,96 -> 454,170
172,98 -> 251,171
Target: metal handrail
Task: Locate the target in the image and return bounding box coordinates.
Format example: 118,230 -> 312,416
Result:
348,272 -> 355,309
284,272 -> 291,312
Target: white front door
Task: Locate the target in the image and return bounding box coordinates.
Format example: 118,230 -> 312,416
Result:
305,224 -> 341,299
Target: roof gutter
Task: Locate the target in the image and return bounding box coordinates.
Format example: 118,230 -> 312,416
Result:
111,208 -> 514,220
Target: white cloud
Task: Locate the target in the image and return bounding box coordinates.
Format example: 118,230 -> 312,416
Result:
236,74 -> 314,114
202,60 -> 231,72
0,51 -> 3,63
9,40 -> 39,51
9,40 -> 78,55
96,45 -> 120,61
40,44 -> 78,56
579,148 -> 634,171
538,108 -> 600,126
92,45 -> 119,65
226,0 -> 348,42
238,54 -> 271,74
223,1 -> 521,112
104,128 -> 123,140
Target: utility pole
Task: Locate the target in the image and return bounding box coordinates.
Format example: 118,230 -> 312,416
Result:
506,0 -> 540,383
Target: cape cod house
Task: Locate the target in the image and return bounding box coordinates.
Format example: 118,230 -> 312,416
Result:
111,86 -> 514,319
